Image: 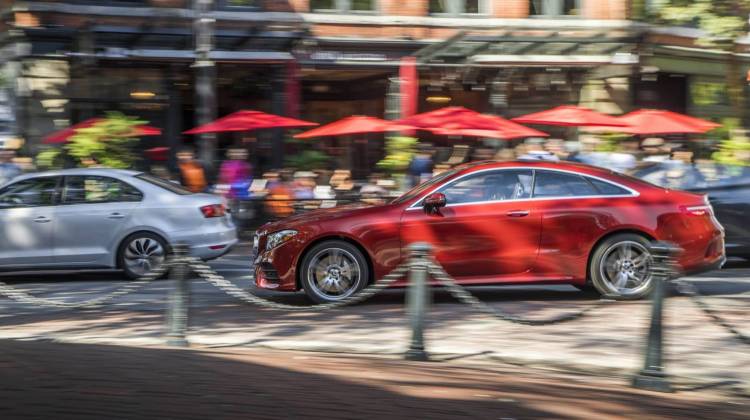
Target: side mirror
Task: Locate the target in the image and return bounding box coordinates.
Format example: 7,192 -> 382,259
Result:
423,192 -> 446,214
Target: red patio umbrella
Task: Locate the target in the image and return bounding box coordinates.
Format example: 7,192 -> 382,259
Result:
183,110 -> 317,135
615,109 -> 720,135
396,106 -> 548,139
293,116 -> 411,139
43,118 -> 162,144
512,105 -> 628,127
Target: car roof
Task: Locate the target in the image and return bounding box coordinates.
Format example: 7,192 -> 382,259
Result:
12,168 -> 142,182
458,159 -> 618,176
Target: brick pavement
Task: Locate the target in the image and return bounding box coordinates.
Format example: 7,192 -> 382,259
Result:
0,339 -> 747,420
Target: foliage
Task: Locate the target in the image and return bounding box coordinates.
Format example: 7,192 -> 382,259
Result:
712,125 -> 750,166
35,148 -> 65,170
594,133 -> 631,152
36,112 -> 144,170
66,112 -> 143,168
376,136 -> 417,174
642,0 -> 750,48
284,149 -> 330,171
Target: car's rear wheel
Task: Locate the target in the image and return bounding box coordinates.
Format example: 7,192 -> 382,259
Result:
299,240 -> 369,304
590,233 -> 653,300
118,233 -> 168,280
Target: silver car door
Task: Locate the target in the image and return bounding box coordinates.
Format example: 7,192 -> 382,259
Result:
0,176 -> 60,267
53,175 -> 142,266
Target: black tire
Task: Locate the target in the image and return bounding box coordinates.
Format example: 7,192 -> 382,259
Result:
589,233 -> 654,300
118,232 -> 170,280
299,240 -> 369,304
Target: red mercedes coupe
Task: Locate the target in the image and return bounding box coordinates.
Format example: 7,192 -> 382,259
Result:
254,160 -> 725,303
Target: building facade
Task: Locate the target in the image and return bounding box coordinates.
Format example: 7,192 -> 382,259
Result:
1,0 -> 748,173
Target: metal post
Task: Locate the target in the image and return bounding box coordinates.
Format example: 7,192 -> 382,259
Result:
632,241 -> 682,392
166,243 -> 190,347
405,242 -> 432,361
193,0 -> 216,171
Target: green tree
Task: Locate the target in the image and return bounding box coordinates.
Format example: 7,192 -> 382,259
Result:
376,136 -> 417,174
641,0 -> 750,47
36,112 -> 145,169
284,150 -> 330,171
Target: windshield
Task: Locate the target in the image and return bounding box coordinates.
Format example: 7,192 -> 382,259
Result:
391,168 -> 460,204
135,173 -> 194,195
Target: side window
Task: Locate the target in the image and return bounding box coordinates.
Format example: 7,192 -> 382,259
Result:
62,176 -> 143,205
533,171 -> 597,198
587,178 -> 631,196
440,170 -> 533,204
0,177 -> 59,208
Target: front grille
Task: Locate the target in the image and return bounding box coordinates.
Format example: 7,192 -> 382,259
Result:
259,263 -> 280,281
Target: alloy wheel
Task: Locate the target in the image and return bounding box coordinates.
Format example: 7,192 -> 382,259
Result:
306,247 -> 362,301
599,240 -> 652,297
123,237 -> 165,277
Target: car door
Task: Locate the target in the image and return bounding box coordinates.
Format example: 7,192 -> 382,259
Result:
400,169 -> 541,280
0,176 -> 60,267
53,175 -> 143,266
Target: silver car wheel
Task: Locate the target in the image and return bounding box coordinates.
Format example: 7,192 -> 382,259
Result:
306,247 -> 362,301
599,240 -> 652,297
123,237 -> 165,277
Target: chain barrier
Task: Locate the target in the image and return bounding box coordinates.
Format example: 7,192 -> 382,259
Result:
427,259 -> 614,326
0,262 -> 171,309
189,257 -> 409,312
673,279 -> 750,345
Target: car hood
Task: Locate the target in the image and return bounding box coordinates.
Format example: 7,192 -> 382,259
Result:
259,202 -> 395,233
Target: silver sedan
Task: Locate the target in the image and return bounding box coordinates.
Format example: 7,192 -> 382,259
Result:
0,168 -> 237,278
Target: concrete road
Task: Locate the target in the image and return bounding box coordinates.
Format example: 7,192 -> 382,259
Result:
0,247 -> 748,390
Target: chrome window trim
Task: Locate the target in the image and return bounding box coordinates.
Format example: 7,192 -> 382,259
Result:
406,166 -> 639,211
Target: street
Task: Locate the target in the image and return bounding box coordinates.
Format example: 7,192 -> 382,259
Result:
0,245 -> 748,391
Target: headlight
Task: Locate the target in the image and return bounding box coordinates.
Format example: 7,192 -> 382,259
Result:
266,230 -> 298,250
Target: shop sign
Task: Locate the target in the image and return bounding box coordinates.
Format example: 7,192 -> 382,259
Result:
299,50 -> 393,62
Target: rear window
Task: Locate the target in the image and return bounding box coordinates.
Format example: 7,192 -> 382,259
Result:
135,174 -> 193,195
587,178 -> 631,195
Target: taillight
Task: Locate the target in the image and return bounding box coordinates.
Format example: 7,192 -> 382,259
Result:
679,204 -> 711,216
200,204 -> 226,218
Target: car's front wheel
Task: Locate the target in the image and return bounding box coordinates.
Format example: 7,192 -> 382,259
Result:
118,233 -> 168,280
589,233 -> 654,300
299,240 -> 369,304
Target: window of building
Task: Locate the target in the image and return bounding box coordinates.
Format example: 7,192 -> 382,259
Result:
529,0 -> 580,17
430,0 -> 486,15
62,176 -> 143,205
0,177 -> 59,208
533,171 -> 597,198
440,170 -> 533,204
311,0 -> 375,12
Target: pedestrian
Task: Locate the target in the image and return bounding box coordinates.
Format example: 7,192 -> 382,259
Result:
0,149 -> 22,186
176,147 -> 208,193
218,147 -> 252,199
408,144 -> 434,187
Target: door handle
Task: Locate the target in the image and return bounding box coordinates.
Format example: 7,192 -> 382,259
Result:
506,210 -> 530,218
107,213 -> 126,219
33,216 -> 51,223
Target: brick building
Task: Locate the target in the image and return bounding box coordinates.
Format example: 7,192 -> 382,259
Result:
1,0 -> 748,173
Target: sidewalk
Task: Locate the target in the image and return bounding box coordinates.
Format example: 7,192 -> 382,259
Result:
0,339 -> 747,419
1,278 -> 747,391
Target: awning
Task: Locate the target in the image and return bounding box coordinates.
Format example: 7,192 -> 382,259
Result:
415,30 -> 639,67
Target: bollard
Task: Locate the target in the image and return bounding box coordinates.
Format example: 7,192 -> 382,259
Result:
632,241 -> 682,392
166,243 -> 190,347
405,242 -> 432,361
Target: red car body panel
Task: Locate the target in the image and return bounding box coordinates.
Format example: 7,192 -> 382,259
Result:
254,161 -> 725,292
